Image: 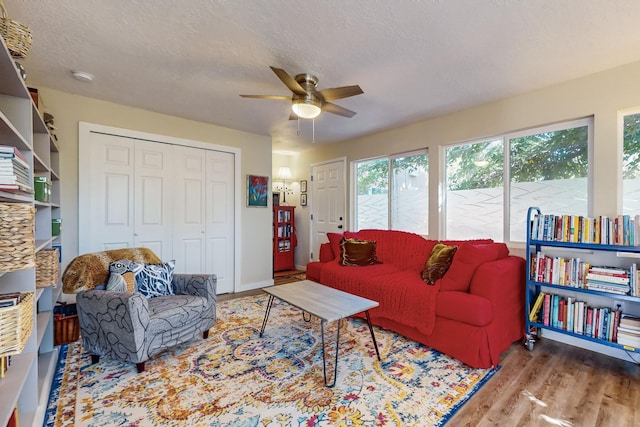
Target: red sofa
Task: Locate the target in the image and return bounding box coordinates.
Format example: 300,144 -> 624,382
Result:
306,229 -> 526,368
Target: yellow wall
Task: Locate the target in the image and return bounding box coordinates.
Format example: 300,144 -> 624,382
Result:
289,59 -> 640,264
38,88 -> 273,292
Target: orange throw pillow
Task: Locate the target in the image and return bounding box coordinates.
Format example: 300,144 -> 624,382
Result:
422,242 -> 458,285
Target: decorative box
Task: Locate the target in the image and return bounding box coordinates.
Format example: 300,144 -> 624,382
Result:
36,248 -> 60,288
52,218 -> 62,236
0,292 -> 34,358
0,203 -> 35,272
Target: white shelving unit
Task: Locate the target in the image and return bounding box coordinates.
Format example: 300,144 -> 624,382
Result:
0,34 -> 61,427
525,206 -> 640,360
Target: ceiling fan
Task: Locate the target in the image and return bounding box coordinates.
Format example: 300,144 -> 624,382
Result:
240,66 -> 363,119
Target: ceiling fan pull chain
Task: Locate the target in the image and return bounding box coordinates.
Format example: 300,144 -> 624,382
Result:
312,118 -> 316,143
297,116 -> 301,136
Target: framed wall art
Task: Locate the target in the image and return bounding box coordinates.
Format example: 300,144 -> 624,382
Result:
247,174 -> 269,207
300,193 -> 308,206
300,180 -> 307,193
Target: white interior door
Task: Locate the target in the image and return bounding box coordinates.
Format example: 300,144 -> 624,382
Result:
172,146 -> 207,274
82,132 -> 135,253
134,141 -> 173,259
310,159 -> 346,261
205,150 -> 234,294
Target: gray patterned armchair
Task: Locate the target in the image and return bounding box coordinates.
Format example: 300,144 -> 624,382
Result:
62,248 -> 217,373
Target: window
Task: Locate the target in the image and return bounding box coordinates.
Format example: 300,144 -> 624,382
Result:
445,118 -> 591,242
623,111 -> 640,215
354,150 -> 429,234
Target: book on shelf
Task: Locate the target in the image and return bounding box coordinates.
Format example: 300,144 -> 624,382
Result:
530,212 -> 640,246
619,314 -> 640,330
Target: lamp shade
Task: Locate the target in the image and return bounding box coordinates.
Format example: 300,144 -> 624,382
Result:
277,166 -> 292,180
292,99 -> 321,119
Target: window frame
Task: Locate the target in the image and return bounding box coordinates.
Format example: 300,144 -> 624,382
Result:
442,117 -> 593,244
351,148 -> 429,234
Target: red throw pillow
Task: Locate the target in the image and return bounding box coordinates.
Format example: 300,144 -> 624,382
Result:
422,243 -> 458,285
439,243 -> 503,292
339,237 -> 382,266
327,232 -> 344,261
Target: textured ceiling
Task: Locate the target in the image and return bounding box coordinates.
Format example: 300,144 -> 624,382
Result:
7,1 -> 640,154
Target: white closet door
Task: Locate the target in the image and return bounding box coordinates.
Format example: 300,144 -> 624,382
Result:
133,141 -> 173,259
172,146 -> 207,273
82,132 -> 135,253
206,150 -> 234,294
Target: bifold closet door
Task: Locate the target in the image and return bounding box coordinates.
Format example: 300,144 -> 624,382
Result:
172,146 -> 207,273
133,141 -> 173,259
81,128 -> 236,293
84,135 -> 173,259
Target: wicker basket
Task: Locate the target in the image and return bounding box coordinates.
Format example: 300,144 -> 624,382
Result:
0,1 -> 32,59
53,303 -> 79,346
0,292 -> 34,358
0,203 -> 35,272
36,248 -> 60,288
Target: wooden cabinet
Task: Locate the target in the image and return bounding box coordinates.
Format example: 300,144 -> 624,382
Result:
0,34 -> 61,426
273,206 -> 296,272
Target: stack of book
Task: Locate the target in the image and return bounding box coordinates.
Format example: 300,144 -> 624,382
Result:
529,291 -> 622,342
0,145 -> 32,194
585,266 -> 630,295
617,314 -> 640,348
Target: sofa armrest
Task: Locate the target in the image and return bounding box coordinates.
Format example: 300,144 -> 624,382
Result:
76,290 -> 150,360
469,256 -> 525,303
173,273 -> 217,305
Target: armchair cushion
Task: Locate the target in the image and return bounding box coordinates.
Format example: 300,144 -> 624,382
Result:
135,260 -> 176,298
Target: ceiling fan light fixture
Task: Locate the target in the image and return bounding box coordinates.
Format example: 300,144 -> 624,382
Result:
292,98 -> 321,119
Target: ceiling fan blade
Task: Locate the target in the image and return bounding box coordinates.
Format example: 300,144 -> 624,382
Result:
318,85 -> 363,102
322,102 -> 357,118
270,66 -> 307,96
240,95 -> 291,100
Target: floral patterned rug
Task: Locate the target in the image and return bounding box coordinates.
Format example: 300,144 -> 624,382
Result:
44,294 -> 497,426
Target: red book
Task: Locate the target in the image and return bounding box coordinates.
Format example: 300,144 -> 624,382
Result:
558,299 -> 566,329
543,294 -> 551,326
585,308 -> 594,337
613,310 -> 622,343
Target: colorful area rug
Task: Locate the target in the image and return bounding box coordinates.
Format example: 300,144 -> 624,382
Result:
44,294 -> 497,426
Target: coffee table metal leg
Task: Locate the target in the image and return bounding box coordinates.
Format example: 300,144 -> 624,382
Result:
321,319 -> 341,387
259,295 -> 275,337
365,310 -> 381,361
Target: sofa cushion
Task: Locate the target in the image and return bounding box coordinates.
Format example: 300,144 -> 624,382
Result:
355,229 -> 435,272
339,238 -> 382,266
439,243 -> 508,292
436,291 -> 493,326
422,242 -> 458,284
136,260 -> 176,298
327,232 -> 344,261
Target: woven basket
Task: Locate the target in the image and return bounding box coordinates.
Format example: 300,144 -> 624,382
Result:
0,203 -> 35,272
0,292 -> 33,358
54,303 -> 79,346
36,248 -> 60,288
0,1 -> 32,59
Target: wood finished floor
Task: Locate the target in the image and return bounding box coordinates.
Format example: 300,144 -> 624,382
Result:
219,281 -> 640,426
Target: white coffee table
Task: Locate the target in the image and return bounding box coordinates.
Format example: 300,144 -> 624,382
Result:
260,280 -> 381,387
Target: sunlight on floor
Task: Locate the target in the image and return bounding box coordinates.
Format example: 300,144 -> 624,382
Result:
522,390 -> 548,407
539,414 -> 574,426
523,390 -> 573,426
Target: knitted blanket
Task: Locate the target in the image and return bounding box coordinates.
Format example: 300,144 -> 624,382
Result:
62,248 -> 161,294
